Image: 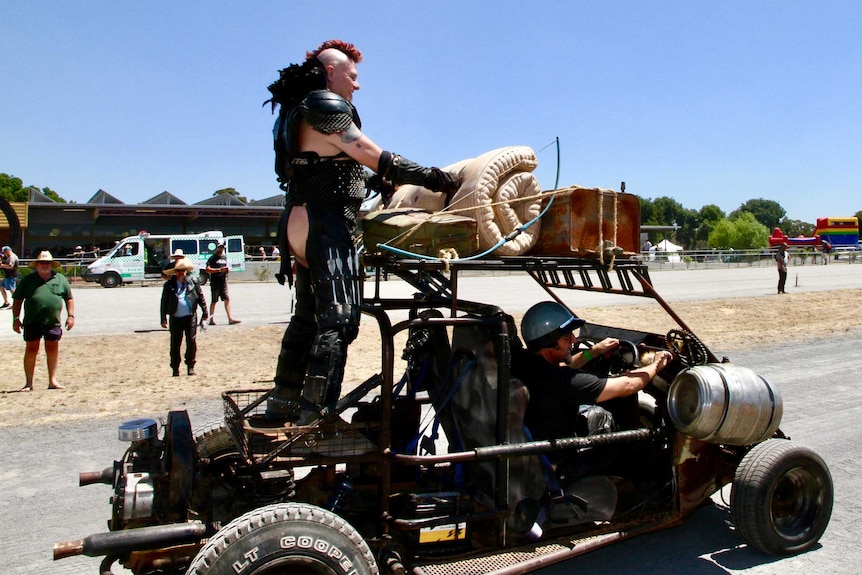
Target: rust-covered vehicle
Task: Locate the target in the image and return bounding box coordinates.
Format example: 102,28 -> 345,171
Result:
54,255 -> 833,575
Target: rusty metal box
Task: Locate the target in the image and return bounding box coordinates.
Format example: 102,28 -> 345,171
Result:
530,187 -> 641,257
362,208 -> 479,258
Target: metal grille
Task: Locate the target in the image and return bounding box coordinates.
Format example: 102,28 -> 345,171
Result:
222,389 -> 380,466
413,532 -> 621,575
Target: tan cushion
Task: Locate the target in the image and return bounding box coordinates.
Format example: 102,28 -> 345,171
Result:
387,146 -> 543,256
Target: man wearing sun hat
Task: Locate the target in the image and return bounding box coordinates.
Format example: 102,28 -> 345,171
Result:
160,257 -> 208,376
161,248 -> 186,280
11,251 -> 75,391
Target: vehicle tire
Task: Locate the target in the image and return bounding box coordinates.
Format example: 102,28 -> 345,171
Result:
199,270 -> 209,286
186,502 -> 379,575
731,439 -> 833,555
100,272 -> 122,288
194,422 -> 239,460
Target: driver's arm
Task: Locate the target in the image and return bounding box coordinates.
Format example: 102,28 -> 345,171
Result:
570,337 -> 619,369
595,350 -> 672,402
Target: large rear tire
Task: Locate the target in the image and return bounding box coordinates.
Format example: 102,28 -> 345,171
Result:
186,502 -> 379,575
731,439 -> 833,555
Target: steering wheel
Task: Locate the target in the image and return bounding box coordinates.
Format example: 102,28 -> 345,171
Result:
665,329 -> 709,367
589,339 -> 639,377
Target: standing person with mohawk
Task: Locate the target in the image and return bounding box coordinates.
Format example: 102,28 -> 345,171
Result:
264,39 -> 461,423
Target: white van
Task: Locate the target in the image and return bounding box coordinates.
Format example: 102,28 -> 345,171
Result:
83,231 -> 245,288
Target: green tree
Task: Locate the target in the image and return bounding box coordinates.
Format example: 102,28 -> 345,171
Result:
674,208 -> 700,249
0,173 -> 66,202
651,196 -> 688,229
214,187 -> 248,203
780,217 -> 815,238
0,173 -> 27,201
854,210 -> 862,224
730,198 -> 786,230
708,219 -> 735,249
693,204 -> 726,248
638,196 -> 656,225
41,187 -> 64,202
708,212 -> 769,250
639,196 -> 710,248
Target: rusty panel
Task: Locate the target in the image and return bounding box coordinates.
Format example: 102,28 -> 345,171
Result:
674,435 -> 737,515
530,188 -> 640,257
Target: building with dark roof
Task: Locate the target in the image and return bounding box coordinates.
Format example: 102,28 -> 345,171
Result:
15,188 -> 284,257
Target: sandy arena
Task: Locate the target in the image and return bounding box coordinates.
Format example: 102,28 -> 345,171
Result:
1,280 -> 860,429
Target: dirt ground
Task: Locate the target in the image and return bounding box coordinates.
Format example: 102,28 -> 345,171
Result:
1,288 -> 860,428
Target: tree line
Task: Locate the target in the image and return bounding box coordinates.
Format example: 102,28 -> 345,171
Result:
641,196 -> 861,250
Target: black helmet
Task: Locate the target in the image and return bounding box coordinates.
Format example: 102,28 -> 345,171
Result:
521,302 -> 585,352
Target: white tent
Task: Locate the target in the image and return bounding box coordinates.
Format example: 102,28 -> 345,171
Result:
655,239 -> 683,262
655,239 -> 683,252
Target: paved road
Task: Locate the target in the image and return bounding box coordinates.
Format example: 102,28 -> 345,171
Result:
1,262 -> 859,342
1,263 -> 859,575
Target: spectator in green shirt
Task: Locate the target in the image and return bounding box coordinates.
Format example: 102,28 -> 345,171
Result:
11,251 -> 75,390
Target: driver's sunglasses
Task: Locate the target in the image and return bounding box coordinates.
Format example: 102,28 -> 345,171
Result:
563,332 -> 579,352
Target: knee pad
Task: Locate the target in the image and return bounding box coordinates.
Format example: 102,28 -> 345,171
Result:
317,303 -> 360,343
303,330 -> 349,408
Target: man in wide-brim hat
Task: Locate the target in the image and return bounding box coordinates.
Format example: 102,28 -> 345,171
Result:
161,248 -> 187,279
28,250 -> 62,269
160,257 -> 208,376
13,251 -> 74,390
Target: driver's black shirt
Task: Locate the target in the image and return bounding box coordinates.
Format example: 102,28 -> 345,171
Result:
510,345 -> 607,441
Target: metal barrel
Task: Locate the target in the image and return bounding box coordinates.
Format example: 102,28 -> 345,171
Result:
667,363 -> 782,445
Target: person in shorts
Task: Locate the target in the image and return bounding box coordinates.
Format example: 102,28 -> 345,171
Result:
1,245 -> 19,308
205,243 -> 240,325
11,251 -> 75,390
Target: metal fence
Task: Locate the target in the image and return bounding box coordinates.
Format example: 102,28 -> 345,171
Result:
638,247 -> 859,271
14,247 -> 859,284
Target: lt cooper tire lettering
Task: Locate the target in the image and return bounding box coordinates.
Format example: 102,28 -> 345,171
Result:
279,536 -> 354,573
231,546 -> 260,573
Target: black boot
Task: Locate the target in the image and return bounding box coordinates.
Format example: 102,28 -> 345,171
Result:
265,386 -> 302,422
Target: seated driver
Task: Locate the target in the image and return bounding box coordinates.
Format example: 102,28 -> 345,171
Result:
510,302 -> 672,480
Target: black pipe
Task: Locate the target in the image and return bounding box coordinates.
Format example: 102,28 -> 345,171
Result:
54,522 -> 207,560
388,428 -> 658,466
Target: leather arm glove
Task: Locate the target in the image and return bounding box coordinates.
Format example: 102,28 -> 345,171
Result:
378,151 -> 461,195
365,172 -> 397,205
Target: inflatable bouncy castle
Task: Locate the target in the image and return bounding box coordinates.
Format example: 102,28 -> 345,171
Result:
813,217 -> 859,248
769,217 -> 859,249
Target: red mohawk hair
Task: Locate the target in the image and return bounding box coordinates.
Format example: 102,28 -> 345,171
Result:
307,39 -> 363,63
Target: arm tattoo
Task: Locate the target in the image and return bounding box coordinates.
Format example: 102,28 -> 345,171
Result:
339,124 -> 363,146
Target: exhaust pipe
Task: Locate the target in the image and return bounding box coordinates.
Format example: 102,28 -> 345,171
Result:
79,466 -> 114,486
54,522 -> 207,561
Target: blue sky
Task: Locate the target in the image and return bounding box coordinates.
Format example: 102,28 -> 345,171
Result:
3,1 -> 860,224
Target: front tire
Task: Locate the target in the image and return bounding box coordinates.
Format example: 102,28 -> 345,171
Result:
186,502 -> 379,575
101,272 -> 121,288
731,439 -> 833,555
